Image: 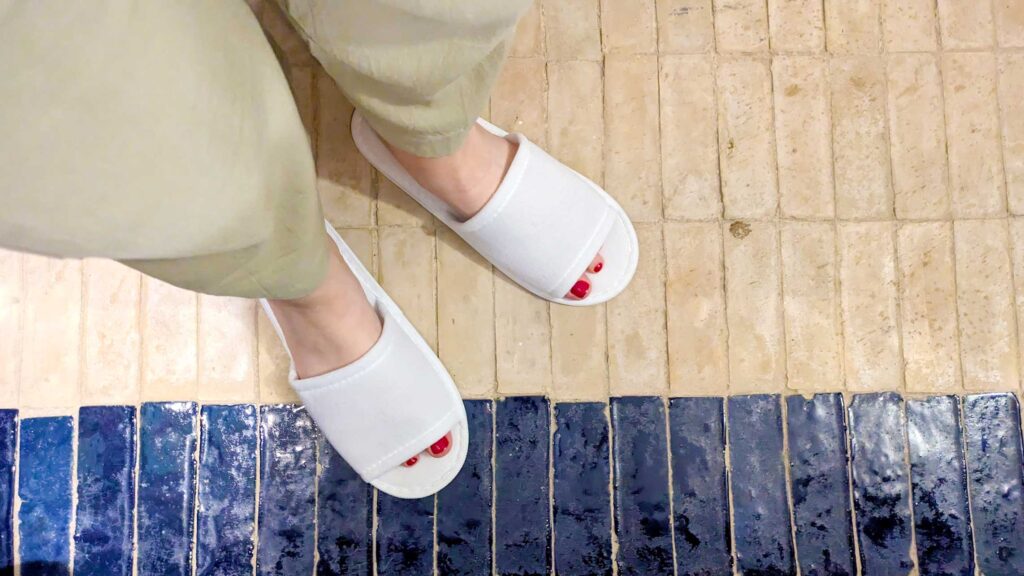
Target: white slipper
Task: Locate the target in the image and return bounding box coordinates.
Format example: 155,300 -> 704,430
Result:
352,111 -> 639,306
260,222 -> 468,499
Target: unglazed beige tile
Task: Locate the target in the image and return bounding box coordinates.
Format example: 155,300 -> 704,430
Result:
379,227 -> 437,351
1009,219 -> 1024,385
768,0 -> 826,52
995,0 -> 1024,46
604,54 -> 662,222
938,0 -> 995,48
491,57 -> 548,147
510,1 -> 545,58
317,68 -> 373,228
716,57 -> 778,219
257,311 -> 296,404
141,277 -> 198,401
81,260 -> 140,405
340,227 -> 376,273
666,223 -> 728,395
660,55 -> 721,220
20,256 -> 81,410
657,0 -> 715,53
831,56 -> 893,220
887,54 -> 952,220
838,222 -> 903,392
198,296 -> 257,403
548,60 -> 604,184
882,0 -> 939,51
376,176 -> 434,228
897,222 -> 962,393
0,250 -> 21,407
494,273 -> 551,395
601,0 -> 657,53
609,224 -> 668,395
954,220 -> 1019,391
712,0 -> 770,52
825,0 -> 882,52
999,54 -> 1024,215
724,221 -> 785,393
551,305 -> 608,400
773,56 -> 834,219
943,53 -> 1006,218
542,0 -> 602,60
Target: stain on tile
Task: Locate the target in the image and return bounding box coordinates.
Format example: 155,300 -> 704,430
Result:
18,417 -> 73,576
610,397 -> 673,576
74,406 -> 136,576
0,410 -> 16,574
317,440 -> 372,576
377,494 -> 434,576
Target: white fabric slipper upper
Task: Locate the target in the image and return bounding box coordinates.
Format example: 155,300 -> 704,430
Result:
260,222 -> 468,499
351,111 -> 639,306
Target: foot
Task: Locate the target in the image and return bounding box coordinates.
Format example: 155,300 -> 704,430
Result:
386,123 -> 604,301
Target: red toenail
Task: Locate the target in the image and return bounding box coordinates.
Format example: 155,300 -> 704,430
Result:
593,262 -> 603,273
570,280 -> 590,299
405,456 -> 419,466
429,436 -> 450,456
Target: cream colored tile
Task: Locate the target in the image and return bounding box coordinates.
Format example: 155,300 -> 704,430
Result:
768,0 -> 826,52
257,311 -> 296,404
339,227 -> 376,271
773,56 -> 834,219
724,221 -> 785,393
716,56 -> 778,219
1009,218 -> 1024,386
316,68 -> 374,228
0,250 -> 21,408
943,53 -> 1006,218
548,60 -> 604,184
81,260 -> 140,405
897,222 -> 962,393
377,176 -> 435,228
660,55 -> 721,220
604,54 -> 663,222
838,222 -> 903,392
882,0 -> 939,51
379,227 -> 437,351
542,0 -> 602,60
491,58 -> 548,146
609,224 -> 668,395
825,0 -> 882,52
551,305 -> 608,400
954,220 -> 1019,391
887,54 -> 952,220
494,274 -> 551,395
601,0 -> 657,54
831,55 -> 893,220
287,66 -> 316,150
712,0 -> 770,52
510,2 -> 545,58
1000,54 -> 1024,215
20,256 -> 81,410
666,223 -> 728,395
198,296 -> 257,403
995,0 -> 1024,46
141,277 -> 198,401
657,0 -> 715,53
938,0 -> 995,49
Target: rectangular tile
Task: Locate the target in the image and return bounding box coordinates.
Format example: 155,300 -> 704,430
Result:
197,405 -> 257,576
668,398 -> 731,575
938,0 -> 995,48
825,0 -> 882,52
1011,219 -> 1024,382
20,256 -> 80,410
768,0 -> 825,51
141,277 -> 198,401
509,1 -> 543,57
377,177 -> 435,228
996,0 -> 1024,46
600,0 -> 657,53
883,0 -> 939,51
74,406 -> 136,576
495,396 -> 551,575
1000,54 -> 1024,214
0,410 -> 15,573
656,0 -> 715,53
81,260 -> 140,405
906,396 -> 974,576
0,250 -> 21,407
198,296 -> 257,403
712,0 -> 770,51
317,440 -> 373,576
137,402 -> 197,576
18,417 -> 73,575
553,403 -> 611,576
377,495 -> 434,576
611,397 -> 673,576
379,227 -> 437,351
257,311 -> 297,404
491,58 -> 548,145
542,0 -> 602,60
847,393 -> 915,575
317,68 -> 373,228
786,394 -> 856,576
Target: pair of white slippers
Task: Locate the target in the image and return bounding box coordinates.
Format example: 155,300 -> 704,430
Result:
261,112 -> 639,499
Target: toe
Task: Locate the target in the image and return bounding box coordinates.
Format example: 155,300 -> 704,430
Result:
402,455 -> 419,467
426,432 -> 453,458
566,275 -> 592,300
587,252 -> 604,274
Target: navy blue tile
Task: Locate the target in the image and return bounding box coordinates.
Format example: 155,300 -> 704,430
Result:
847,393 -> 914,575
197,405 -> 257,576
316,439 -> 372,576
963,393 -> 1024,575
137,402 -> 198,576
437,400 -> 493,576
727,394 -> 795,576
668,397 -> 732,576
906,396 -> 973,576
0,410 -> 17,576
785,394 -> 855,576
257,405 -> 317,576
74,406 -> 136,576
495,396 -> 551,576
553,402 -> 611,576
19,417 -> 73,576
377,493 -> 434,576
610,397 -> 673,576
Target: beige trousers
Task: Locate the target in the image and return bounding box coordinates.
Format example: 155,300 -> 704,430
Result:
0,0 -> 529,298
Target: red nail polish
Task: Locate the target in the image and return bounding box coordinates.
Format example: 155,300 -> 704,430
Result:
404,456 -> 419,467
593,262 -> 603,273
570,280 -> 590,299
429,435 -> 450,456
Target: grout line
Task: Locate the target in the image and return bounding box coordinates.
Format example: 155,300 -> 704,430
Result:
189,406 -> 200,576
251,406 -> 262,576
68,413 -> 79,576
605,401 -> 619,576
547,401 -> 555,576
778,396 -> 802,575
312,428 -> 321,576
489,400 -> 497,576
954,395 -> 983,574
661,397 -> 678,576
721,397 -> 739,575
898,396 -> 921,573
11,415 -> 20,576
841,393 -> 863,576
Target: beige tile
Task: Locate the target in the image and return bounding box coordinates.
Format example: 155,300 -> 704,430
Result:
609,224 -> 668,395
376,176 -> 435,228
548,60 -> 604,184
660,55 -> 721,220
379,227 -> 437,351
1009,218 -> 1024,386
491,58 -> 548,146
81,260 -> 141,405
510,1 -> 545,58
20,256 -> 81,410
831,56 -> 893,220
954,220 -> 1019,391
141,277 -> 198,401
886,54 -> 952,220
882,0 -> 939,51
316,68 -> 374,228
838,222 -> 903,392
339,227 -> 376,272
943,53 -> 1007,218
551,305 -> 608,400
995,0 -> 1024,46
259,0 -> 315,68
198,296 -> 257,403
542,0 -> 602,60
1000,54 -> 1024,215
604,54 -> 663,222
781,222 -> 843,391
768,0 -> 826,52
257,311 -> 296,404
494,274 -> 551,395
657,0 -> 716,53
666,223 -> 728,395
0,250 -> 22,407
825,0 -> 882,53
601,0 -> 657,53
773,56 -> 835,219
938,0 -> 995,48
716,56 -> 778,219
724,221 -> 785,393
287,66 -> 316,150
712,0 -> 770,52
897,222 -> 963,393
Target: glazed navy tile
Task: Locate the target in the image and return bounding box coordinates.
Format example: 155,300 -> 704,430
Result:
317,439 -> 373,576
196,405 -> 258,576
437,400 -> 494,576
727,395 -> 795,576
18,416 -> 73,576
963,393 -> 1024,574
668,397 -> 732,576
905,396 -> 974,576
785,394 -> 855,576
0,410 -> 16,576
495,396 -> 551,576
377,493 -> 435,576
552,402 -> 612,576
137,402 -> 198,576
610,396 -> 673,576
257,405 -> 317,576
74,406 -> 136,576
847,393 -> 914,575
